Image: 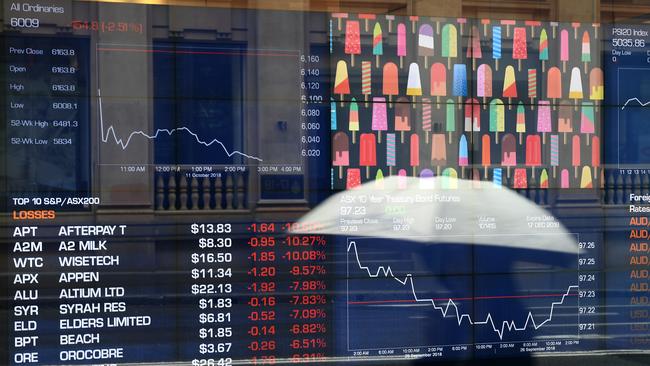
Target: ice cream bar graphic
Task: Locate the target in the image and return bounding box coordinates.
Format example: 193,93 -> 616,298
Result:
489,99 -> 505,143
525,20 -> 541,37
464,98 -> 481,132
382,62 -> 399,105
481,19 -> 490,35
348,98 -> 360,143
540,168 -> 549,189
420,169 -> 435,189
431,63 -> 447,107
452,64 -> 467,106
500,20 -> 515,37
459,134 -> 469,177
550,134 -> 559,178
467,26 -> 482,70
410,133 -> 420,176
407,63 -> 423,106
418,24 -> 434,68
375,169 -> 384,189
410,16 -> 420,33
482,134 -> 491,177
372,23 -> 383,68
572,134 -> 581,178
589,67 -> 604,109
446,98 -> 456,143
558,105 -> 573,144
592,23 -> 600,39
397,23 -> 407,68
371,97 -> 388,143
395,97 -> 412,143
346,168 -> 361,189
571,22 -> 580,39
513,168 -> 528,189
398,169 -> 407,189
581,31 -> 591,73
512,27 -> 528,71
493,168 -> 503,187
477,64 -> 493,107
516,102 -> 526,144
386,133 -> 396,175
525,134 -> 542,175
344,20 -> 361,67
569,67 -> 584,109
591,135 -> 600,178
359,13 -> 376,32
332,13 -> 348,31
334,60 -> 350,106
560,29 -> 569,72
492,26 -> 502,70
332,132 -> 350,178
457,18 -> 467,35
580,166 -> 593,188
580,102 -> 595,145
547,67 -> 562,108
386,15 -> 395,32
441,168 -> 458,189
431,134 -> 447,174
502,65 -> 517,109
528,69 -> 537,109
550,22 -> 559,38
536,100 -> 551,144
560,169 -> 569,188
442,24 -> 458,68
331,101 -> 337,130
361,61 -> 372,106
422,98 -> 432,143
501,133 -> 517,178
539,28 -> 549,72
359,133 -> 377,178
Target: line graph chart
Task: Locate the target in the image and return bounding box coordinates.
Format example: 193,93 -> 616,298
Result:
613,68 -> 650,167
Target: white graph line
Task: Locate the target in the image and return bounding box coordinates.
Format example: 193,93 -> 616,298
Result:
97,89 -> 263,161
347,241 -> 579,340
621,97 -> 650,110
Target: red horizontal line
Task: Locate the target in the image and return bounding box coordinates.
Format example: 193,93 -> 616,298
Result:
349,293 -> 578,305
96,47 -> 297,57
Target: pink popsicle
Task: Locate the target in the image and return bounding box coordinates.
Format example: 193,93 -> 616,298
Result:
410,133 -> 420,176
477,64 -> 492,107
359,133 -> 377,179
592,135 -> 600,178
560,29 -> 569,72
572,134 -> 581,178
431,63 -> 447,107
525,134 -> 542,175
346,168 -> 361,189
561,169 -> 570,188
371,97 -> 388,143
344,20 -> 361,67
397,23 -> 407,68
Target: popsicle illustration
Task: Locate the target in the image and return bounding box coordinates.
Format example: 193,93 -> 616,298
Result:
410,16 -> 419,33
410,133 -> 420,176
558,105 -> 573,144
540,169 -> 549,189
375,169 -> 385,189
422,98 -> 432,143
501,133 -> 517,178
372,23 -> 383,68
472,168 -> 481,186
431,63 -> 447,107
397,23 -> 407,68
503,65 -> 517,109
528,69 -> 537,109
514,168 -> 528,189
492,26 -> 502,70
418,24 -> 434,68
334,60 -> 350,106
457,18 -> 467,35
593,23 -> 600,39
431,134 -> 447,175
539,28 -> 549,72
398,169 -> 407,189
386,15 -> 395,33
560,169 -> 569,188
572,134 -> 581,178
591,135 -> 600,178
361,61 -> 372,106
453,64 -> 467,107
589,67 -> 604,110
464,98 -> 481,132
332,132 -> 349,178
446,98 -> 456,143
382,62 -> 399,105
569,67 -> 584,109
346,168 -> 361,189
459,134 -> 469,177
572,22 -> 580,39
537,100 -> 552,144
481,19 -> 490,35
525,134 -> 542,175
442,24 -> 458,68
386,133 -> 396,175
580,166 -> 593,188
467,26 -> 482,70
560,29 -> 569,72
547,66 -> 562,108
580,101 -> 595,145
516,102 -> 526,144
332,13 -> 348,31
525,20 -> 541,37
359,13 -> 376,32
512,27 -> 528,71
441,168 -> 458,189
371,97 -> 388,143
331,100 -> 337,130
477,64 -> 493,107
500,19 -> 515,37
395,97 -> 412,143
489,99 -> 505,143
550,134 -> 559,178
420,169 -> 435,189
359,133 -> 377,179
581,31 -> 591,73
348,98 -> 360,143
482,134 -> 491,177
493,168 -> 503,187
344,20 -> 361,67
407,62 -> 423,106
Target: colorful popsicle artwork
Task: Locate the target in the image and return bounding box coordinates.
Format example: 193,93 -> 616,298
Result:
386,15 -> 395,32
537,100 -> 552,144
525,20 -> 541,37
482,134 -> 491,178
467,25 -> 482,70
489,99 -> 505,143
420,169 -> 435,189
344,20 -> 361,67
459,134 -> 469,177
560,29 -> 569,72
464,98 -> 481,132
481,19 -> 490,35
572,134 -> 581,178
550,134 -> 559,177
375,168 -> 385,189
395,97 -> 412,143
477,64 -> 493,107
348,98 -> 359,143
492,26 -> 502,70
422,98 -> 432,143
589,67 -> 604,110
561,169 -> 569,188
410,133 -> 420,176
540,169 -> 549,189
558,105 -> 573,144
371,97 -> 388,143
569,67 -> 584,109
539,28 -> 549,72
446,98 -> 456,143
397,23 -> 407,68
441,168 -> 458,189
493,168 -> 503,187
516,102 -> 526,144
571,22 -> 580,39
582,31 -> 591,73
372,23 -> 383,68
442,24 -> 458,68
361,61 -> 371,106
512,27 -> 528,71
398,169 -> 407,189
547,66 -> 562,108
591,135 -> 600,178
346,168 -> 361,189
330,100 -> 337,130
453,64 -> 467,107
431,63 -> 447,107
358,13 -> 376,32
501,19 -> 515,37
418,24 -> 434,68
407,63 -> 423,106
550,22 -> 559,38
386,133 -> 396,175
581,101 -> 595,145
525,134 -> 542,175
332,132 -> 349,178
503,65 -> 517,109
457,18 -> 467,35
580,166 -> 593,188
382,62 -> 399,105
513,168 -> 528,189
334,60 -> 350,106
332,13 -> 348,31
410,16 -> 420,33
431,134 -> 447,175
528,69 -> 537,109
359,133 -> 377,178
501,133 -> 517,177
